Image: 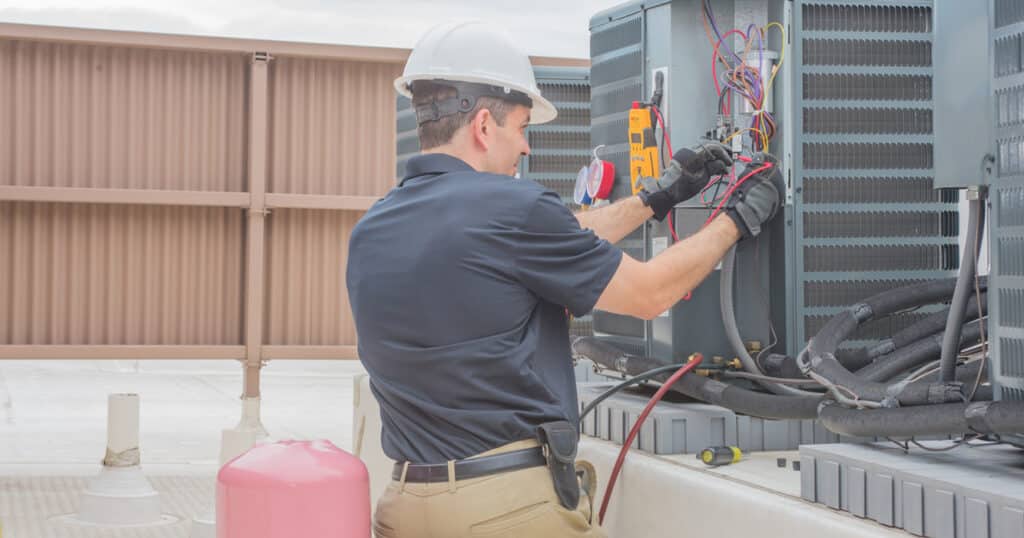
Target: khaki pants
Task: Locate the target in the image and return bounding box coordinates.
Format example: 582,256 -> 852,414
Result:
373,439 -> 607,538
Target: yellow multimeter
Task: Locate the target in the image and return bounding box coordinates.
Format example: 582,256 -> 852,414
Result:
628,102 -> 661,195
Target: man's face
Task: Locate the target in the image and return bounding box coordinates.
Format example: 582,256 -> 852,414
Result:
487,105 -> 532,176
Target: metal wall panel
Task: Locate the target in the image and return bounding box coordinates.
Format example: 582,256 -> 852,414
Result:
0,39 -> 248,191
269,57 -> 403,197
263,209 -> 361,346
0,202 -> 244,345
793,0 -> 959,349
0,23 -> 589,368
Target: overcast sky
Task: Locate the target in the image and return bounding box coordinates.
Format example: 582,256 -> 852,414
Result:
0,0 -> 627,58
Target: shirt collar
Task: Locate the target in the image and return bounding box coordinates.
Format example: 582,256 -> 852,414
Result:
401,153 -> 476,185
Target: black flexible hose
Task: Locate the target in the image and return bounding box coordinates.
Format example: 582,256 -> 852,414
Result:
818,400 -> 1024,438
799,278 -> 973,406
572,337 -> 822,420
855,321 -> 983,383
764,292 -> 986,379
940,196 -> 986,382
893,292 -> 985,351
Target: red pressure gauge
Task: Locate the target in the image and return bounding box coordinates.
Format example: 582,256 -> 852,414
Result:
586,145 -> 615,201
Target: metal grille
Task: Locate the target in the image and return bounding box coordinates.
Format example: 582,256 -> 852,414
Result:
997,186 -> 1024,226
801,4 -> 932,33
995,32 -> 1024,77
793,0 -> 956,350
803,73 -> 932,101
802,211 -> 957,238
998,237 -> 1024,276
995,0 -> 1024,29
803,143 -> 933,169
1000,337 -> 1024,378
996,84 -> 1024,127
803,108 -> 933,134
804,244 -> 958,272
804,279 -> 929,308
987,3 -> 1024,417
803,177 -> 952,204
1000,290 -> 1024,329
590,11 -> 643,197
802,39 -> 932,67
589,8 -> 645,347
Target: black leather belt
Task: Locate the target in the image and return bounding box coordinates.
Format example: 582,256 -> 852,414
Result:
392,447 -> 546,483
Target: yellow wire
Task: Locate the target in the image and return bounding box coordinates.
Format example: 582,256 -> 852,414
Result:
763,22 -> 786,94
721,127 -> 768,152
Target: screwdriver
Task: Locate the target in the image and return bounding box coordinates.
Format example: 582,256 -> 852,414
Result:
697,446 -> 743,466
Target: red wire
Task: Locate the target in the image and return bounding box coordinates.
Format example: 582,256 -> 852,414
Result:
712,29 -> 748,107
653,107 -> 673,158
704,163 -> 773,226
653,106 -> 678,243
667,211 -> 680,243
597,354 -> 703,525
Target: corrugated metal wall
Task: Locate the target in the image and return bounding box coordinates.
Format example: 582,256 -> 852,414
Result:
0,25 -> 409,378
269,58 -> 401,197
0,40 -> 248,191
0,202 -> 245,345
0,24 -> 588,390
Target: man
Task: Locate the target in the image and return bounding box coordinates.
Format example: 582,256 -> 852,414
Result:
346,20 -> 781,538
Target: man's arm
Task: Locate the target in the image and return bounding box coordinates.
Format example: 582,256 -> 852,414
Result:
593,157 -> 781,320
594,214 -> 740,320
575,195 -> 653,244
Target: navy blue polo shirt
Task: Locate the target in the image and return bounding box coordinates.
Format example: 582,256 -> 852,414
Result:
346,154 -> 622,464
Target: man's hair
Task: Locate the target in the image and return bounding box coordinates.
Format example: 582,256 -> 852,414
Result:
411,81 -> 514,150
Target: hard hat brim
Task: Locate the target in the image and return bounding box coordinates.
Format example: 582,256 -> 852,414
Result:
395,74 -> 557,125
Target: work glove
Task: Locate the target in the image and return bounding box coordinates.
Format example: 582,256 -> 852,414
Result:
723,153 -> 781,240
639,143 -> 733,221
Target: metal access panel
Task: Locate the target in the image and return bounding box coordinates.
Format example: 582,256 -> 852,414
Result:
933,0 -> 994,188
589,0 -> 789,363
990,0 -> 1024,447
801,443 -> 1024,538
791,0 -> 960,351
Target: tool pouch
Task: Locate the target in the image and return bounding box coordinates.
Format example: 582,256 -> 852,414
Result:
537,420 -> 579,510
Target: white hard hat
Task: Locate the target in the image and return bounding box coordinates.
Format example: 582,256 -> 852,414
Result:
395,21 -> 557,125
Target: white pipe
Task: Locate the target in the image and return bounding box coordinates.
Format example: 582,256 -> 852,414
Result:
219,397 -> 268,466
104,393 -> 140,467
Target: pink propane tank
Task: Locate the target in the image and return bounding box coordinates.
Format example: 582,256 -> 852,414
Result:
217,439 -> 370,538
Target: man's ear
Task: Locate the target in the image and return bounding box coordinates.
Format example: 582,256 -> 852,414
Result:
471,108 -> 493,151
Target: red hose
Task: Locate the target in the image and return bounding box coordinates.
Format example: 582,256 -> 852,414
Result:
597,354 -> 703,524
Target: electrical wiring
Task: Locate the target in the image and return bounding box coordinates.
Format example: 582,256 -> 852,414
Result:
704,162 -> 774,226
702,0 -> 785,153
598,354 -> 703,524
720,371 -> 822,386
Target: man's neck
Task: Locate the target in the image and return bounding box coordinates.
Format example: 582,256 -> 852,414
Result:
422,147 -> 484,172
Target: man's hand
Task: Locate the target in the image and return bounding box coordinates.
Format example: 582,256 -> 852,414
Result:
639,143 -> 733,221
723,154 -> 781,240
